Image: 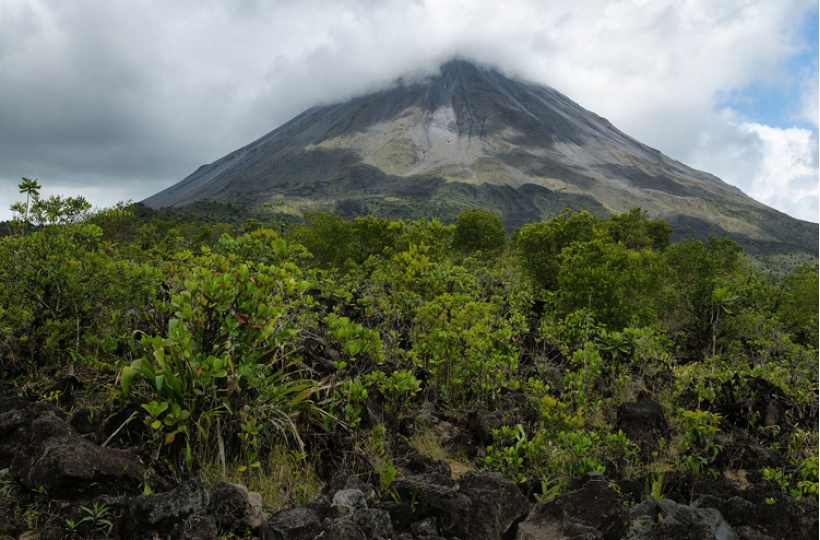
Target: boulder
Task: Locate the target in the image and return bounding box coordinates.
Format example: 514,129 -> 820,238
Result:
322,518 -> 367,540
457,471 -> 530,540
353,508 -> 394,539
383,479 -> 471,533
374,500 -> 415,532
119,478 -> 210,540
322,474 -> 350,499
410,517 -> 440,537
402,454 -> 453,486
306,494 -> 335,521
0,397 -> 144,499
692,493 -> 818,540
345,476 -> 379,506
467,410 -> 507,446
179,515 -> 217,540
262,507 -> 322,540
616,399 -> 667,459
207,482 -> 265,533
628,497 -> 738,540
333,489 -> 368,515
517,473 -> 628,540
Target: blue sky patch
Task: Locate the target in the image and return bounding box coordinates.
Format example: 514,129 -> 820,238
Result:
717,9 -> 818,132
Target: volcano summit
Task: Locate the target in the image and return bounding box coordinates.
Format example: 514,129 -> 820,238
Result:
144,60 -> 817,258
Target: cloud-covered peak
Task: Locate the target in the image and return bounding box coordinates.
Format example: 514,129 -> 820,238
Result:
0,0 -> 816,222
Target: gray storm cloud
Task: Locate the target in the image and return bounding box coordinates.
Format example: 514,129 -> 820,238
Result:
0,0 -> 817,222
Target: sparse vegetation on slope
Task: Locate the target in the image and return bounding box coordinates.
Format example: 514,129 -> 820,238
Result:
0,181 -> 817,539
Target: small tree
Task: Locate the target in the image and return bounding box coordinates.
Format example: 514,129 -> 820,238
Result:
514,209 -> 600,292
16,177 -> 42,223
451,207 -> 506,256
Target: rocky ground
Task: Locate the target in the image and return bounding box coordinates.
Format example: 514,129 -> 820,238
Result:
1,380 -> 816,540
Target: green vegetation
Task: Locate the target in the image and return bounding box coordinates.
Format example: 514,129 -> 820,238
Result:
1,180 -> 817,513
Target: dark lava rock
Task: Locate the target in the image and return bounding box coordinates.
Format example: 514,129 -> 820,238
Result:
119,478 -> 210,540
629,497 -> 738,540
467,410 -> 507,446
322,474 -> 350,499
70,406 -> 100,439
734,526 -> 775,540
207,482 -> 265,533
402,454 -> 453,486
517,473 -> 628,540
322,518 -> 368,540
345,475 -> 379,506
685,474 -> 819,540
49,374 -> 82,408
712,432 -> 787,470
305,494 -> 334,522
263,507 -> 322,540
179,515 -> 217,540
718,376 -> 790,434
374,500 -> 415,531
0,397 -> 144,498
353,508 -> 394,539
616,399 -> 667,459
444,432 -> 481,460
383,479 -> 471,533
693,493 -> 818,540
333,488 -> 368,515
102,402 -> 147,447
457,471 -> 530,540
410,517 -> 440,537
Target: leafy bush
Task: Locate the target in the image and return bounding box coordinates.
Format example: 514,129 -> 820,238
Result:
451,207 -> 506,256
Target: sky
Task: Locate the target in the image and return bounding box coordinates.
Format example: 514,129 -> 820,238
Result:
0,0 -> 817,223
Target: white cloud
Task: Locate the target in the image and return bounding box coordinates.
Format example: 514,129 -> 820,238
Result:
0,0 -> 817,222
799,76 -> 819,128
688,109 -> 819,222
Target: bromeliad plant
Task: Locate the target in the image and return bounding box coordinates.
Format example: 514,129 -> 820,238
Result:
121,244 -> 325,469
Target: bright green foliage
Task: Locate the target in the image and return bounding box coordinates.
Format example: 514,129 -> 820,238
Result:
395,217 -> 454,262
675,409 -> 723,474
352,215 -> 403,262
15,177 -> 42,224
605,207 -> 672,251
514,209 -> 599,291
365,369 -> 421,413
451,207 -> 506,256
0,193 -> 158,374
333,378 -> 368,427
663,236 -> 743,348
779,264 -> 819,345
3,184 -> 818,506
121,243 -> 325,468
10,178 -> 91,229
484,424 -> 605,487
325,313 -> 384,361
413,292 -> 518,401
558,239 -> 664,329
287,211 -> 355,270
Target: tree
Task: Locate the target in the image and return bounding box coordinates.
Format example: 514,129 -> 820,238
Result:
451,207 -> 506,256
16,177 -> 42,224
606,208 -> 671,251
779,264 -> 819,346
513,209 -> 600,292
286,212 -> 354,270
352,215 -> 402,262
663,236 -> 743,351
558,239 -> 664,329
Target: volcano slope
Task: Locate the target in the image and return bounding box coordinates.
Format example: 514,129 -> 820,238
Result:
144,60 -> 817,260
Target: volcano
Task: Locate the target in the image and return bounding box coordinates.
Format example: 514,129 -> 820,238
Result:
144,60 -> 817,258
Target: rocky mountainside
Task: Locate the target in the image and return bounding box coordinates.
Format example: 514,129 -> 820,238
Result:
144,59 -> 817,257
